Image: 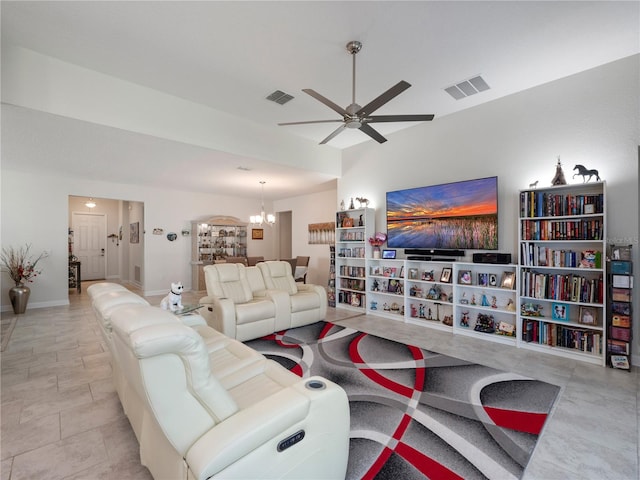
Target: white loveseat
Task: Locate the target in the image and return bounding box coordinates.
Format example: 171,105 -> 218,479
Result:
87,283 -> 350,480
200,261 -> 327,341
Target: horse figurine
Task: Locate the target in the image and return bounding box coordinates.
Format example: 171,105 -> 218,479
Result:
529,180 -> 539,189
573,164 -> 600,182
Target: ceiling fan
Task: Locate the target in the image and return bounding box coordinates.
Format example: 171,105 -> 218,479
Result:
279,41 -> 434,145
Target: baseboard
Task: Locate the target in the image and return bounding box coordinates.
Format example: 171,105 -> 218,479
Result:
1,299 -> 69,312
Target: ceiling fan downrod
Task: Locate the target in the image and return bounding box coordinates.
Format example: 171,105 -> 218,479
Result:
346,40 -> 362,107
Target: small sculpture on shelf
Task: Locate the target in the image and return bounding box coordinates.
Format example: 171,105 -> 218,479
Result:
349,198 -> 355,209
551,156 -> 567,185
356,197 -> 370,208
528,180 -> 538,189
573,164 -> 601,182
460,311 -> 470,327
505,298 -> 516,312
370,301 -> 378,310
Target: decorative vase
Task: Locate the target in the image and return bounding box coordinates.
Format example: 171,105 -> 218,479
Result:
373,247 -> 381,259
9,283 -> 30,314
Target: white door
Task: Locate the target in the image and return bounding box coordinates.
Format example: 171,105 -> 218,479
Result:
72,213 -> 106,281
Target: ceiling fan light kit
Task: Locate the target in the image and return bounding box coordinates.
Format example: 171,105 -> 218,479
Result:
279,41 -> 434,145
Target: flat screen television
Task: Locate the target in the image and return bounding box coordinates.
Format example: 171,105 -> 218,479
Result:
386,176 -> 498,250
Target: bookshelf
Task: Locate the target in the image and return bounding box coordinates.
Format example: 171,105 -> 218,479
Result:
517,182 -> 606,365
452,262 -> 519,345
404,260 -> 454,332
334,207 -> 374,311
607,245 -> 633,370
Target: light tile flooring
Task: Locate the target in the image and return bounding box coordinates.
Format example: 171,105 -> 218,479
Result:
1,283 -> 638,480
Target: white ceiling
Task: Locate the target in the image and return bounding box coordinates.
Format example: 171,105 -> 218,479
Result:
2,1 -> 638,198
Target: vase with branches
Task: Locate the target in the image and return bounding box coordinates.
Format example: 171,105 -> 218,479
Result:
1,244 -> 47,286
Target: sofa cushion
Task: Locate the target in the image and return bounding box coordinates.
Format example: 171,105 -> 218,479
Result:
235,299 -> 276,325
258,261 -> 298,295
289,291 -> 321,313
204,264 -> 253,304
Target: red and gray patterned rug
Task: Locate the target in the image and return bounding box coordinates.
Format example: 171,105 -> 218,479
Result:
245,321 -> 560,480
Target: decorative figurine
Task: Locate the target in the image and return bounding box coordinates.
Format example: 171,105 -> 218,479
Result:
410,304 -> 417,317
551,156 -> 567,185
529,180 -> 539,189
160,281 -> 184,311
358,214 -> 364,226
481,293 -> 490,307
471,294 -> 476,305
491,296 -> 498,308
573,164 -> 601,182
349,197 -> 355,209
460,311 -> 470,327
371,301 -> 378,310
356,197 -> 370,208
419,304 -> 425,318
506,298 -> 516,312
340,200 -> 345,210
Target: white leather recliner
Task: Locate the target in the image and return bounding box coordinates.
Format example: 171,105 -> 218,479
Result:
258,261 -> 328,329
110,305 -> 350,480
199,263 -> 291,341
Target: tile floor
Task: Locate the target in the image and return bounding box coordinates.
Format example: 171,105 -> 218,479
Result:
1,283 -> 638,480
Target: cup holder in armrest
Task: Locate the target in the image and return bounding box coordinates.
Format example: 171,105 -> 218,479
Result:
305,379 -> 326,390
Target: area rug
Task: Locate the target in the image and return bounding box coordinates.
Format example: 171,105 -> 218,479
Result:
245,321 -> 560,480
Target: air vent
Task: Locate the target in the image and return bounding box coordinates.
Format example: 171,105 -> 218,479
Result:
266,90 -> 294,105
444,75 -> 490,100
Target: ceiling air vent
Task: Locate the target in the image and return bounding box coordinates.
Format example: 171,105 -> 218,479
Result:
444,75 -> 490,100
266,90 -> 294,105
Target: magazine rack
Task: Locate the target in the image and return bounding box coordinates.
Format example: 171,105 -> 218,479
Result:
607,245 -> 633,370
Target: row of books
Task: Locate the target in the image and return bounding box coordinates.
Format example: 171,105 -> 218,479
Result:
337,247 -> 366,258
520,191 -> 604,218
520,271 -> 604,303
339,265 -> 366,278
522,319 -> 602,354
521,219 -> 603,241
339,231 -> 365,241
339,278 -> 365,292
520,244 -> 602,268
338,291 -> 363,307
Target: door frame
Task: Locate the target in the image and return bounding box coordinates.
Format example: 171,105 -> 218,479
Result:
71,211 -> 107,281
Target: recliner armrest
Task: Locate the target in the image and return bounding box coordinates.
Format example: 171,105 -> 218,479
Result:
186,387 -> 310,479
199,296 -> 237,337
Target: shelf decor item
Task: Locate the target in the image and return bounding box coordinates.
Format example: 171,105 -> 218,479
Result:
368,232 -> 387,259
1,244 -> 48,314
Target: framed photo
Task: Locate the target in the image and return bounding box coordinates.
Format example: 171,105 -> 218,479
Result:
500,271 -> 515,289
130,222 -> 140,244
408,268 -> 418,279
478,273 -> 489,287
489,273 -> 498,287
440,267 -> 452,283
458,270 -> 472,285
252,228 -> 264,240
578,306 -> 597,325
382,249 -> 396,259
551,303 -> 569,322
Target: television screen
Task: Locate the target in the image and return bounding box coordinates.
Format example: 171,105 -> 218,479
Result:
386,176 -> 498,250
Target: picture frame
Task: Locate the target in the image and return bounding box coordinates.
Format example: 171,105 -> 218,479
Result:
551,302 -> 569,322
578,306 -> 597,325
478,273 -> 489,287
408,268 -> 418,280
500,271 -> 515,289
440,267 -> 452,283
382,249 -> 396,259
489,273 -> 498,287
458,270 -> 472,285
130,222 -> 139,244
252,228 -> 264,240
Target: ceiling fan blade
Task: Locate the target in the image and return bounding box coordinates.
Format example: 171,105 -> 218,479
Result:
319,124 -> 347,144
365,114 -> 435,123
359,123 -> 387,144
303,89 -> 349,116
278,119 -> 343,126
356,80 -> 411,117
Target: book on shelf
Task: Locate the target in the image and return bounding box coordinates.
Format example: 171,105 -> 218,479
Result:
610,326 -> 631,342
610,355 -> 630,370
612,315 -> 631,328
608,340 -> 629,355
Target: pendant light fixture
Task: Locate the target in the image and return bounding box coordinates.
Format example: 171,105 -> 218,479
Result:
250,181 -> 276,226
85,198 -> 97,208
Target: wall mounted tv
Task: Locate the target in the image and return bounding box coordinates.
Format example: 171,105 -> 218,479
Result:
386,176 -> 498,250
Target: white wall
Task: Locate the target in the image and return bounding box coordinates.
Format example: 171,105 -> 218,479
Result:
339,55 -> 640,361
0,169 -> 280,308
275,189 -> 338,287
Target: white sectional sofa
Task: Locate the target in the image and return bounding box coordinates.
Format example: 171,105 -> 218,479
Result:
87,283 -> 349,480
199,261 -> 327,341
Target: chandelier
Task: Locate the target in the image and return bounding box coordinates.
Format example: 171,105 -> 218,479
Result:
250,181 -> 276,226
